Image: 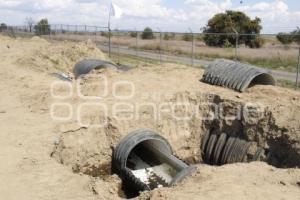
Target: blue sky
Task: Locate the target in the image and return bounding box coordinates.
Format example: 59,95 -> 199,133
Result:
0,0 -> 300,33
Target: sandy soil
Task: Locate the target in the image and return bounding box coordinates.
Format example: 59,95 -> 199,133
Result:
0,35 -> 299,200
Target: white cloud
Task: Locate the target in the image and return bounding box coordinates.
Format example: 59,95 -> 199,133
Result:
237,0 -> 300,32
0,0 -> 22,8
0,0 -> 299,33
32,0 -> 73,11
113,0 -> 172,18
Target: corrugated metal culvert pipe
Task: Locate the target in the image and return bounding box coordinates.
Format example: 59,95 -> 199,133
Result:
73,59 -> 132,79
202,59 -> 276,92
112,129 -> 196,197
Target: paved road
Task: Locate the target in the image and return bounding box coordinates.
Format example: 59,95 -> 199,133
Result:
98,45 -> 298,82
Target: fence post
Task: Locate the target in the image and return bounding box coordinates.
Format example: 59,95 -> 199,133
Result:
117,30 -> 120,64
156,28 -> 162,65
189,28 -> 194,67
159,31 -> 162,65
296,46 -> 300,89
235,33 -> 239,61
192,32 -> 195,67
43,24 -> 46,37
54,24 -> 57,38
49,24 -> 51,39
108,27 -> 111,57
94,26 -> 97,42
84,25 -> 87,40
135,30 -> 139,66
135,30 -> 138,58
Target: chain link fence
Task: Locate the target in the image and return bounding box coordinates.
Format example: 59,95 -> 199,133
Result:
1,24 -> 300,89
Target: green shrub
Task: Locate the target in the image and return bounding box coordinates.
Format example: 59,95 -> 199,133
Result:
101,31 -> 113,38
182,33 -> 193,41
276,33 -> 294,45
276,29 -> 300,45
246,37 -> 265,48
130,32 -> 137,38
196,35 -> 203,41
164,33 -> 176,40
141,27 -> 154,40
163,33 -> 171,40
223,39 -> 234,48
291,28 -> 300,44
34,19 -> 50,35
0,23 -> 7,32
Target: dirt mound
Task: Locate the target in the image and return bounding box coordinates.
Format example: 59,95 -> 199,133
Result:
30,36 -> 48,43
13,37 -> 107,73
138,162 -> 300,200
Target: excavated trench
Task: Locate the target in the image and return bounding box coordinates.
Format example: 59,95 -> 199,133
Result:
51,91 -> 300,199
111,129 -> 268,198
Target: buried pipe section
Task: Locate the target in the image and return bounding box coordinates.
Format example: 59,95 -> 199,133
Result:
201,129 -> 266,165
112,129 -> 196,196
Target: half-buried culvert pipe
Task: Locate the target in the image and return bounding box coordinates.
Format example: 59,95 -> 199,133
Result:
112,129 -> 196,197
73,59 -> 133,79
201,59 -> 276,92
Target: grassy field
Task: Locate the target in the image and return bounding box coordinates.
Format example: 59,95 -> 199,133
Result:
277,79 -> 298,89
129,39 -> 299,72
48,32 -> 299,73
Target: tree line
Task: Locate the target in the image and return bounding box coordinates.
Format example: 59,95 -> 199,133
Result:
138,11 -> 299,48
1,11 -> 300,48
0,18 -> 50,35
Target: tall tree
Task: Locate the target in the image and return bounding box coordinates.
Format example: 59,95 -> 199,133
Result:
25,17 -> 35,32
203,10 -> 263,48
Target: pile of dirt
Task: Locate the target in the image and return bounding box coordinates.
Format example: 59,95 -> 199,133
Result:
0,35 -> 106,73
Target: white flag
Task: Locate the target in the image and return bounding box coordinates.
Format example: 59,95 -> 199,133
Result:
110,3 -> 123,19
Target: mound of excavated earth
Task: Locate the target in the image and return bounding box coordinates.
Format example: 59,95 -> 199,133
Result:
0,35 -> 299,200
